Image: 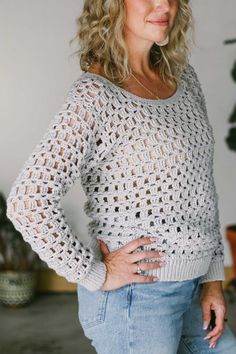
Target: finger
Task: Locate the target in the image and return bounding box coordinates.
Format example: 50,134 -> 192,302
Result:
201,301 -> 211,330
131,261 -> 165,273
209,342 -> 216,349
132,274 -> 159,283
97,240 -> 110,255
122,236 -> 159,254
206,322 -> 225,339
204,318 -> 224,340
206,305 -> 225,338
208,331 -> 224,348
129,250 -> 165,263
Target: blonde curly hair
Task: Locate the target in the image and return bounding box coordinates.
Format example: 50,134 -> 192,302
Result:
70,0 -> 195,89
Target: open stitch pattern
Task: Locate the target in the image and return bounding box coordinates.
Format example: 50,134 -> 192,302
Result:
6,63 -> 224,290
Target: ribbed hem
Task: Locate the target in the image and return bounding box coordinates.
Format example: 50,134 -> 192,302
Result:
198,259 -> 225,284
77,259 -> 107,292
77,253 -> 225,291
138,254 -> 217,282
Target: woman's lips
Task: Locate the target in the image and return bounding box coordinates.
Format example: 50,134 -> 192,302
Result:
147,20 -> 169,26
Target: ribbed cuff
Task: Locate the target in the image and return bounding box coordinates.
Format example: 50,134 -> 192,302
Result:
199,259 -> 225,284
77,258 -> 107,292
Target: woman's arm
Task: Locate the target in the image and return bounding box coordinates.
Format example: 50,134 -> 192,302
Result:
187,64 -> 225,284
199,184 -> 225,284
6,79 -> 107,292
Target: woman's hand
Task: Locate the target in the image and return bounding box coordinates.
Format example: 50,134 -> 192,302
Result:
97,237 -> 165,291
200,281 -> 228,348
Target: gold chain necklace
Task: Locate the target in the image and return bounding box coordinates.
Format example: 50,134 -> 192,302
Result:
131,72 -> 160,100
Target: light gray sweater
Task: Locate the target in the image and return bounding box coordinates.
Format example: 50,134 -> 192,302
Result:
6,63 -> 225,292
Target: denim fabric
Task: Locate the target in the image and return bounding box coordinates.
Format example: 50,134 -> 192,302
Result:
77,277 -> 236,354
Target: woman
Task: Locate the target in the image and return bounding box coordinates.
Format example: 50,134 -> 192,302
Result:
6,0 -> 236,353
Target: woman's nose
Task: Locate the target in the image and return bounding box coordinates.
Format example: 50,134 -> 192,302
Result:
154,0 -> 171,12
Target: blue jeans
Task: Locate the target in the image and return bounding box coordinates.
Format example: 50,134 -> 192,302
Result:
77,277 -> 236,353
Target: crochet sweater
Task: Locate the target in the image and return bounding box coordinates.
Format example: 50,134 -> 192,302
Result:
6,63 -> 225,292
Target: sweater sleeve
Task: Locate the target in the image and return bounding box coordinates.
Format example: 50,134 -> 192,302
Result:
187,64 -> 225,284
6,79 -> 107,292
198,160 -> 225,283
199,194 -> 225,284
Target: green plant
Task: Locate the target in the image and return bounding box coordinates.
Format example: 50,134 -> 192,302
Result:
0,192 -> 41,271
224,37 -> 236,151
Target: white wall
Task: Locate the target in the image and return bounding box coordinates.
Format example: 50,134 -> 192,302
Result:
1,0 -> 235,265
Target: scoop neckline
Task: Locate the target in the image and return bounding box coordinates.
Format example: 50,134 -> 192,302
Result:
81,70 -> 184,105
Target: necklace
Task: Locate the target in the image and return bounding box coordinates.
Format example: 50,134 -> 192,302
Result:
131,72 -> 160,100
